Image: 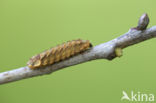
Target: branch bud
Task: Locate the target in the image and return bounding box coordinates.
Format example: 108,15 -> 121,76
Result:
137,13 -> 149,30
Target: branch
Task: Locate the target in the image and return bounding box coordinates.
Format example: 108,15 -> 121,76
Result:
0,13 -> 156,85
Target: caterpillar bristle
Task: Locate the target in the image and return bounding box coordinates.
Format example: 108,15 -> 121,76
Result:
27,39 -> 92,69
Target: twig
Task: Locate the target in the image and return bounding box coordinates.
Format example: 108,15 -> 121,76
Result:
0,13 -> 156,85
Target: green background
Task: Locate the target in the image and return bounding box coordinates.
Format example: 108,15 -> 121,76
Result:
0,0 -> 156,103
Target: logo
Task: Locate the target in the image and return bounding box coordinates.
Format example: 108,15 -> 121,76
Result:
121,91 -> 154,102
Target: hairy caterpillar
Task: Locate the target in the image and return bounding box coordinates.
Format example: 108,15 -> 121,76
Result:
27,39 -> 92,69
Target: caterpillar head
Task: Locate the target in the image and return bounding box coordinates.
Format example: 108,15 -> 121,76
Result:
27,55 -> 41,69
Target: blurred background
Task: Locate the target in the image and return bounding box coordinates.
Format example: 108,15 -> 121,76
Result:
0,0 -> 156,103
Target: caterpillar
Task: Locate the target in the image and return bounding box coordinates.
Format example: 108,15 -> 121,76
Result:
27,39 -> 92,69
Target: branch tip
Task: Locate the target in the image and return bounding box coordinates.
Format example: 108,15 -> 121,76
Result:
137,13 -> 149,30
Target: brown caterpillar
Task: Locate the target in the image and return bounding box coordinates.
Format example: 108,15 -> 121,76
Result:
27,39 -> 92,69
